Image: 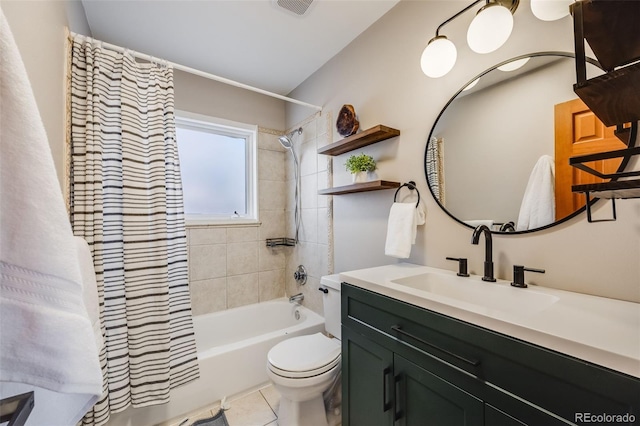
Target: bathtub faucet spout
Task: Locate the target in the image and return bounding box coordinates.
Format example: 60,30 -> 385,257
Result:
289,293 -> 304,304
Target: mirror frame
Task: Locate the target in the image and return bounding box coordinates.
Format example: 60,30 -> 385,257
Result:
424,51 -> 638,234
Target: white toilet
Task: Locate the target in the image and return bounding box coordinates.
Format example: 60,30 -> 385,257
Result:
267,274 -> 342,426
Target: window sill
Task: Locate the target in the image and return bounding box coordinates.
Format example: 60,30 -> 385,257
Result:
186,218 -> 261,228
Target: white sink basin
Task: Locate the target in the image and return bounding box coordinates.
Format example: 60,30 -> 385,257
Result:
391,272 -> 559,316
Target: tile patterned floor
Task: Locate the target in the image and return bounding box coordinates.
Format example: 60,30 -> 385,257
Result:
172,384 -> 280,426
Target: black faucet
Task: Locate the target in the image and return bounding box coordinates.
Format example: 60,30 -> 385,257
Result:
471,225 -> 496,282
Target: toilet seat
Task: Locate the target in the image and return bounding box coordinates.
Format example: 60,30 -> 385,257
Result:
269,354 -> 340,379
268,333 -> 340,379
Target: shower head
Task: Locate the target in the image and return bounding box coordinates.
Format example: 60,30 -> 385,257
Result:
278,127 -> 303,244
278,135 -> 293,149
278,127 -> 303,150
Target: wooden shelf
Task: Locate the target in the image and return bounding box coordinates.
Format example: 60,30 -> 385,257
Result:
572,0 -> 640,127
318,125 -> 400,156
318,180 -> 400,195
573,0 -> 640,72
574,62 -> 640,127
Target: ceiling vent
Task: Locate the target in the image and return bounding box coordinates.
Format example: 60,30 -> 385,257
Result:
275,0 -> 314,16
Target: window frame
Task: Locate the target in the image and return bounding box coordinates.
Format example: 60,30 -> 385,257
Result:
175,110 -> 258,226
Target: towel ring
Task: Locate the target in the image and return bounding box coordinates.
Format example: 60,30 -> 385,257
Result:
394,181 -> 420,207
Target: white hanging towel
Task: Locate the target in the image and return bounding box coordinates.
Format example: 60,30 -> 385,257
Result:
0,9 -> 102,424
516,155 -> 556,231
75,237 -> 104,352
385,202 -> 426,259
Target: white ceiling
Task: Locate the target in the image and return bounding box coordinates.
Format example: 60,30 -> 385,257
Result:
81,0 -> 400,96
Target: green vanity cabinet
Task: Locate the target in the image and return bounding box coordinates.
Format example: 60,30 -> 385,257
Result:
341,283 -> 640,426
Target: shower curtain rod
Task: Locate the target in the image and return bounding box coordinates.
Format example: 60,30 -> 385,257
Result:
69,32 -> 323,111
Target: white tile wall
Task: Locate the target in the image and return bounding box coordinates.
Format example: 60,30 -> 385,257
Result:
259,180 -> 286,211
227,227 -> 258,243
258,149 -> 286,182
189,243 -> 227,281
227,242 -> 259,276
227,273 -> 259,308
300,174 -> 318,209
258,210 -> 285,242
285,112 -> 334,315
189,277 -> 227,316
190,227 -> 226,245
259,269 -> 285,302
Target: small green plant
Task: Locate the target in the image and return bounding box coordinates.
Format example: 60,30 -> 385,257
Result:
345,153 -> 376,174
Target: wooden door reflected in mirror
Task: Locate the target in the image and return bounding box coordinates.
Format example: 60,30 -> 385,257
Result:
554,98 -> 629,220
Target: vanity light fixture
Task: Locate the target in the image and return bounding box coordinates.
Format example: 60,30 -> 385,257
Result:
420,0 -> 519,78
530,0 -> 574,21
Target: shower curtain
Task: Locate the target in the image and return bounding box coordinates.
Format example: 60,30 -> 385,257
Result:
67,36 -> 199,425
426,136 -> 445,205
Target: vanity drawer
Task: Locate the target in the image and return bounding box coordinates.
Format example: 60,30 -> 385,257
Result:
342,283 -> 640,425
342,282 -> 484,377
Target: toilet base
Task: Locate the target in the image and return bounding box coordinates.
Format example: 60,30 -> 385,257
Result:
277,394 -> 328,426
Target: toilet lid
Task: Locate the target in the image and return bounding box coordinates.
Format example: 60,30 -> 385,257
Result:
268,333 -> 340,375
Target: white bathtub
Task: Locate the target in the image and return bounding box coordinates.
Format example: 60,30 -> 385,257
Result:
107,299 -> 325,426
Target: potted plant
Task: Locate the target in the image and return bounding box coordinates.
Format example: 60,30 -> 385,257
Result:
345,153 -> 376,183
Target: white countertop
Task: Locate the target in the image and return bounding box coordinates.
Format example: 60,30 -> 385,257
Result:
340,263 -> 640,379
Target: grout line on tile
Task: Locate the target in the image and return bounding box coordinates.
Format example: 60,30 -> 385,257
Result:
259,388 -> 278,418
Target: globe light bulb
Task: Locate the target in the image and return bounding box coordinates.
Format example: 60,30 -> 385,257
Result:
531,0 -> 573,21
420,36 -> 457,78
462,78 -> 480,91
498,57 -> 530,72
467,4 -> 513,54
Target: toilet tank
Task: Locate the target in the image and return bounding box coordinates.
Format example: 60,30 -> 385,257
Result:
320,274 -> 342,339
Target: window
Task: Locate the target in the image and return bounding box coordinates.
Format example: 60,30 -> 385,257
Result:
175,111 -> 257,224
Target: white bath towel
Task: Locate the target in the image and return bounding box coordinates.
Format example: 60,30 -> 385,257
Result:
75,236 -> 104,352
385,202 -> 426,259
516,155 -> 556,231
0,9 -> 102,423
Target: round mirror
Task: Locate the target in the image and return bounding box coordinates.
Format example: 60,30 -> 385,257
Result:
424,52 -> 636,234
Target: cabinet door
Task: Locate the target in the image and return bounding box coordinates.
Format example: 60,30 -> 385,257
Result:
342,326 -> 395,426
394,355 -> 484,426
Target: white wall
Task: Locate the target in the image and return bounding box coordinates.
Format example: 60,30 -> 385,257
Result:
287,0 -> 640,303
174,70 -> 285,130
1,0 -> 76,189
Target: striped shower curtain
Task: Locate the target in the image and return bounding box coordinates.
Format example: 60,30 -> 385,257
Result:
426,136 -> 445,205
68,36 -> 199,425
